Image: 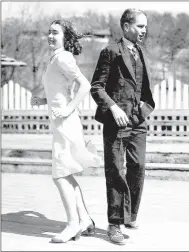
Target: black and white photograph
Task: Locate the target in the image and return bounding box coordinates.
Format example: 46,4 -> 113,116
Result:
1,1 -> 189,251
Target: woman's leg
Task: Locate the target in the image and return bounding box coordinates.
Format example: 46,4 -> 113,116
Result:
69,175 -> 94,232
52,176 -> 81,242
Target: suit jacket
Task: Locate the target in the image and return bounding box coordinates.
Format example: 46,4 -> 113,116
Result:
90,38 -> 155,125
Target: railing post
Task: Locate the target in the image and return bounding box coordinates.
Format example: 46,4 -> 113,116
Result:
15,83 -> 21,110
8,80 -> 14,110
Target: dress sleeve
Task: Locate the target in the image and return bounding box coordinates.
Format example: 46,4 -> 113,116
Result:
56,51 -> 82,82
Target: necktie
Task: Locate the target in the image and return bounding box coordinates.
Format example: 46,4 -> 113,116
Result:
131,46 -> 138,61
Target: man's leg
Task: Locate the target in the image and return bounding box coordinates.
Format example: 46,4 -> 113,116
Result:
103,125 -> 132,244
103,127 -> 131,225
125,120 -> 147,224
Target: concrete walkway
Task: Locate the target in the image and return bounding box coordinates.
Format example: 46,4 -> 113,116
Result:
2,134 -> 189,153
1,174 -> 189,251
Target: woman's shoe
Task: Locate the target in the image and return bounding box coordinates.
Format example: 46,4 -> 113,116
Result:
72,230 -> 82,241
125,221 -> 139,229
51,227 -> 82,243
81,219 -> 95,236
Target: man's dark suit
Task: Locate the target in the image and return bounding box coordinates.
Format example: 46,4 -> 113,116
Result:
91,38 -> 155,225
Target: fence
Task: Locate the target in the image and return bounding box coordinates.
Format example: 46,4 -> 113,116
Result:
153,76 -> 189,109
0,80 -> 97,111
1,77 -> 189,136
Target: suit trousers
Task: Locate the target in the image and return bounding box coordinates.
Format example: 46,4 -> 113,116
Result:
103,120 -> 147,225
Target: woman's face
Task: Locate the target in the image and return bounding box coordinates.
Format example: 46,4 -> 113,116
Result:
48,23 -> 64,50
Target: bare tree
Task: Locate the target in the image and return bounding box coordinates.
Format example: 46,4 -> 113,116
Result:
147,12 -> 189,79
2,3 -> 49,89
1,3 -> 29,85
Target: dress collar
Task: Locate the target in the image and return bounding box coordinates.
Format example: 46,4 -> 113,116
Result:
50,47 -> 64,62
52,47 -> 64,56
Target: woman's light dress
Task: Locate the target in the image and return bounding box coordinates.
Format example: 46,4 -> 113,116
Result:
42,49 -> 101,178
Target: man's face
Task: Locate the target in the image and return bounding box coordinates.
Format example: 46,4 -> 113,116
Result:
124,13 -> 147,44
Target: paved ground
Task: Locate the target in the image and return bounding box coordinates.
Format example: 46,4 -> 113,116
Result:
1,174 -> 189,251
2,134 -> 189,153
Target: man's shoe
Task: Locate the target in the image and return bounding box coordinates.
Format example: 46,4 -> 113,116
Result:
107,224 -> 126,245
125,221 -> 139,229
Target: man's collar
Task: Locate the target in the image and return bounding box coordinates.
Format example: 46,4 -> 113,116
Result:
122,37 -> 137,50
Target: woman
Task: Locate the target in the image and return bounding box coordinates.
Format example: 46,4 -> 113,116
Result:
31,20 -> 101,243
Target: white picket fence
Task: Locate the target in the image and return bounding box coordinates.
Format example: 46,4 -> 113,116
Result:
0,80 -> 97,111
1,81 -> 48,110
153,76 -> 189,109
1,78 -> 189,136
1,77 -> 189,110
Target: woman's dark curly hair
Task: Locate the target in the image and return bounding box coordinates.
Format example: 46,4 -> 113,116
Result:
51,19 -> 83,55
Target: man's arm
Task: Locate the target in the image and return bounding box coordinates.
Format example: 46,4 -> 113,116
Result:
91,47 -> 129,127
90,47 -> 115,109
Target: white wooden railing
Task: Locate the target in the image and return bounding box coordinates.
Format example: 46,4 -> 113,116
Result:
153,76 -> 189,109
1,77 -> 189,111
0,80 -> 97,111
1,77 -> 189,136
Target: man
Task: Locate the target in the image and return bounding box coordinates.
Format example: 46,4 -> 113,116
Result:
90,8 -> 155,245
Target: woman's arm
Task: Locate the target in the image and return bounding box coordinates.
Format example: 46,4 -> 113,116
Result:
52,74 -> 90,118
52,51 -> 90,118
66,74 -> 90,113
31,97 -> 47,106
31,83 -> 47,106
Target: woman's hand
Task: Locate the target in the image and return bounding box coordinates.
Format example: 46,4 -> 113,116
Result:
31,96 -> 46,106
51,107 -> 73,118
31,96 -> 41,107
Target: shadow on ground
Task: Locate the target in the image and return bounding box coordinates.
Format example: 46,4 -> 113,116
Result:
1,211 -> 129,243
1,211 -> 65,238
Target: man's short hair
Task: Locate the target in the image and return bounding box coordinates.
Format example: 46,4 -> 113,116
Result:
120,8 -> 147,30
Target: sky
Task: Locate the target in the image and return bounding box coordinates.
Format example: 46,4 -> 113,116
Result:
2,1 -> 189,21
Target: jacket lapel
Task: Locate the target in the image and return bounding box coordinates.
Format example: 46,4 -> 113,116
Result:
117,39 -> 136,84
